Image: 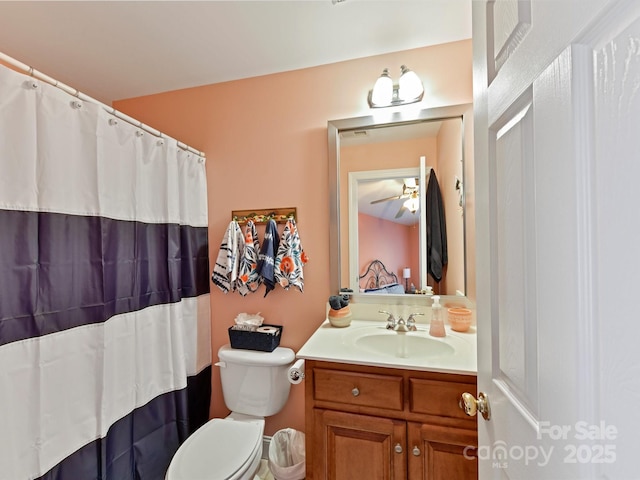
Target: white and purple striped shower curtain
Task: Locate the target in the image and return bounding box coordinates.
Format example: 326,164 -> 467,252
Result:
0,63 -> 211,479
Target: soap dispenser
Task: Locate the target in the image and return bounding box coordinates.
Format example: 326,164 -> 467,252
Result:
429,295 -> 446,337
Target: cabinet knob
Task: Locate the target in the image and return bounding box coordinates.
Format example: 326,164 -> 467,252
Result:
394,443 -> 403,454
412,446 -> 421,456
351,387 -> 360,397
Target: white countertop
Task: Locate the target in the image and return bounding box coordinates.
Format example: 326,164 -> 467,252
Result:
297,318 -> 477,375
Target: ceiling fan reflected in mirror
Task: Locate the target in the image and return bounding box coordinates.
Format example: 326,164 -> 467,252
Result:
370,177 -> 419,218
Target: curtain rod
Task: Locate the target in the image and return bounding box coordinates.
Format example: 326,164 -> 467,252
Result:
0,51 -> 206,159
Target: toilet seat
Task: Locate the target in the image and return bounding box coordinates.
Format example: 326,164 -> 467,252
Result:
166,418 -> 263,480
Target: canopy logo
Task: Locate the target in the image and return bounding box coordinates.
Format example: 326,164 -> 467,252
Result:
465,421 -> 618,469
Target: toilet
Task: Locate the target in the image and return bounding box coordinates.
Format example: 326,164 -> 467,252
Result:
166,344 -> 296,480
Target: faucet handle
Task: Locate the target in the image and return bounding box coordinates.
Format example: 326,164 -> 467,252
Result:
406,312 -> 425,330
379,310 -> 396,329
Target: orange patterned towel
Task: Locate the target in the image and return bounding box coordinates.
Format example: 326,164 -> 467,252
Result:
237,220 -> 261,296
275,218 -> 308,292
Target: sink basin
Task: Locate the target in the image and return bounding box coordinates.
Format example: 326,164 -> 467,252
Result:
355,332 -> 454,359
343,326 -> 458,360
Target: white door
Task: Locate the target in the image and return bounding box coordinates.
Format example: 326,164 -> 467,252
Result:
473,0 -> 640,478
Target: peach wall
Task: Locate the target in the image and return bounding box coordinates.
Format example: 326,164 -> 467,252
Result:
113,40 -> 472,436
437,118 -> 465,295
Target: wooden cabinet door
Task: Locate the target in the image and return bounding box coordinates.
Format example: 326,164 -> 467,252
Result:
407,422 -> 477,480
314,409 -> 407,480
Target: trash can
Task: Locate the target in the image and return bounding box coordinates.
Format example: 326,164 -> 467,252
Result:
268,428 -> 306,480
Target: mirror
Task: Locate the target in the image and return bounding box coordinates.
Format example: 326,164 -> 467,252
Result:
328,104 -> 473,302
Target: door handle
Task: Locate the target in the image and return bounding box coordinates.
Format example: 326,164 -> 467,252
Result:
459,391 -> 491,420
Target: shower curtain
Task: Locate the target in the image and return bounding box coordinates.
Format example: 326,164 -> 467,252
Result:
0,64 -> 211,479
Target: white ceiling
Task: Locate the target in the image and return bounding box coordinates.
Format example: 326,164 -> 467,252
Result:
0,1 -> 472,104
358,176 -> 422,226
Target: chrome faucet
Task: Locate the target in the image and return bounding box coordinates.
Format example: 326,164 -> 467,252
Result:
379,310 -> 422,332
393,318 -> 411,332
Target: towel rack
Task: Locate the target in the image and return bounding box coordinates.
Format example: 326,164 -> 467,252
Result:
232,207 -> 297,225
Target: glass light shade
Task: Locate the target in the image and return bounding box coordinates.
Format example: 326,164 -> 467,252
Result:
404,177 -> 417,189
404,196 -> 419,213
370,68 -> 393,106
398,65 -> 424,102
403,268 -> 411,279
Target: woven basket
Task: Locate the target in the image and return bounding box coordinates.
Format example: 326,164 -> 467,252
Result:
447,308 -> 472,332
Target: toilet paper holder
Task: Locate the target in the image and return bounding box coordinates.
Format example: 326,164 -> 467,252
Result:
288,359 -> 305,384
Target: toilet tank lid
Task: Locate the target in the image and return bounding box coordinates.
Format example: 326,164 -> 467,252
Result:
218,345 -> 295,366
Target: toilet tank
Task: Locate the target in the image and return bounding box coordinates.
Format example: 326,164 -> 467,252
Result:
217,345 -> 296,417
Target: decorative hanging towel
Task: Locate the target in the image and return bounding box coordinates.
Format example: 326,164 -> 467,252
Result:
257,218 -> 279,297
237,220 -> 262,296
275,218 -> 308,292
212,220 -> 245,293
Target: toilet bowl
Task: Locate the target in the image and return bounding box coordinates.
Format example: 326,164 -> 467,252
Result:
166,345 -> 295,480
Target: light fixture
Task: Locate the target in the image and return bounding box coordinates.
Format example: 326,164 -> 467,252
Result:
403,191 -> 419,214
404,177 -> 417,189
370,68 -> 393,106
398,65 -> 423,102
403,267 -> 411,293
368,65 -> 424,108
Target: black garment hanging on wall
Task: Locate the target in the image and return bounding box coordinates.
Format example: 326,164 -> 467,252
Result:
426,171 -> 448,282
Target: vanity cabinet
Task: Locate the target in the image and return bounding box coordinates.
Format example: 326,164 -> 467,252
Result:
304,360 -> 477,480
